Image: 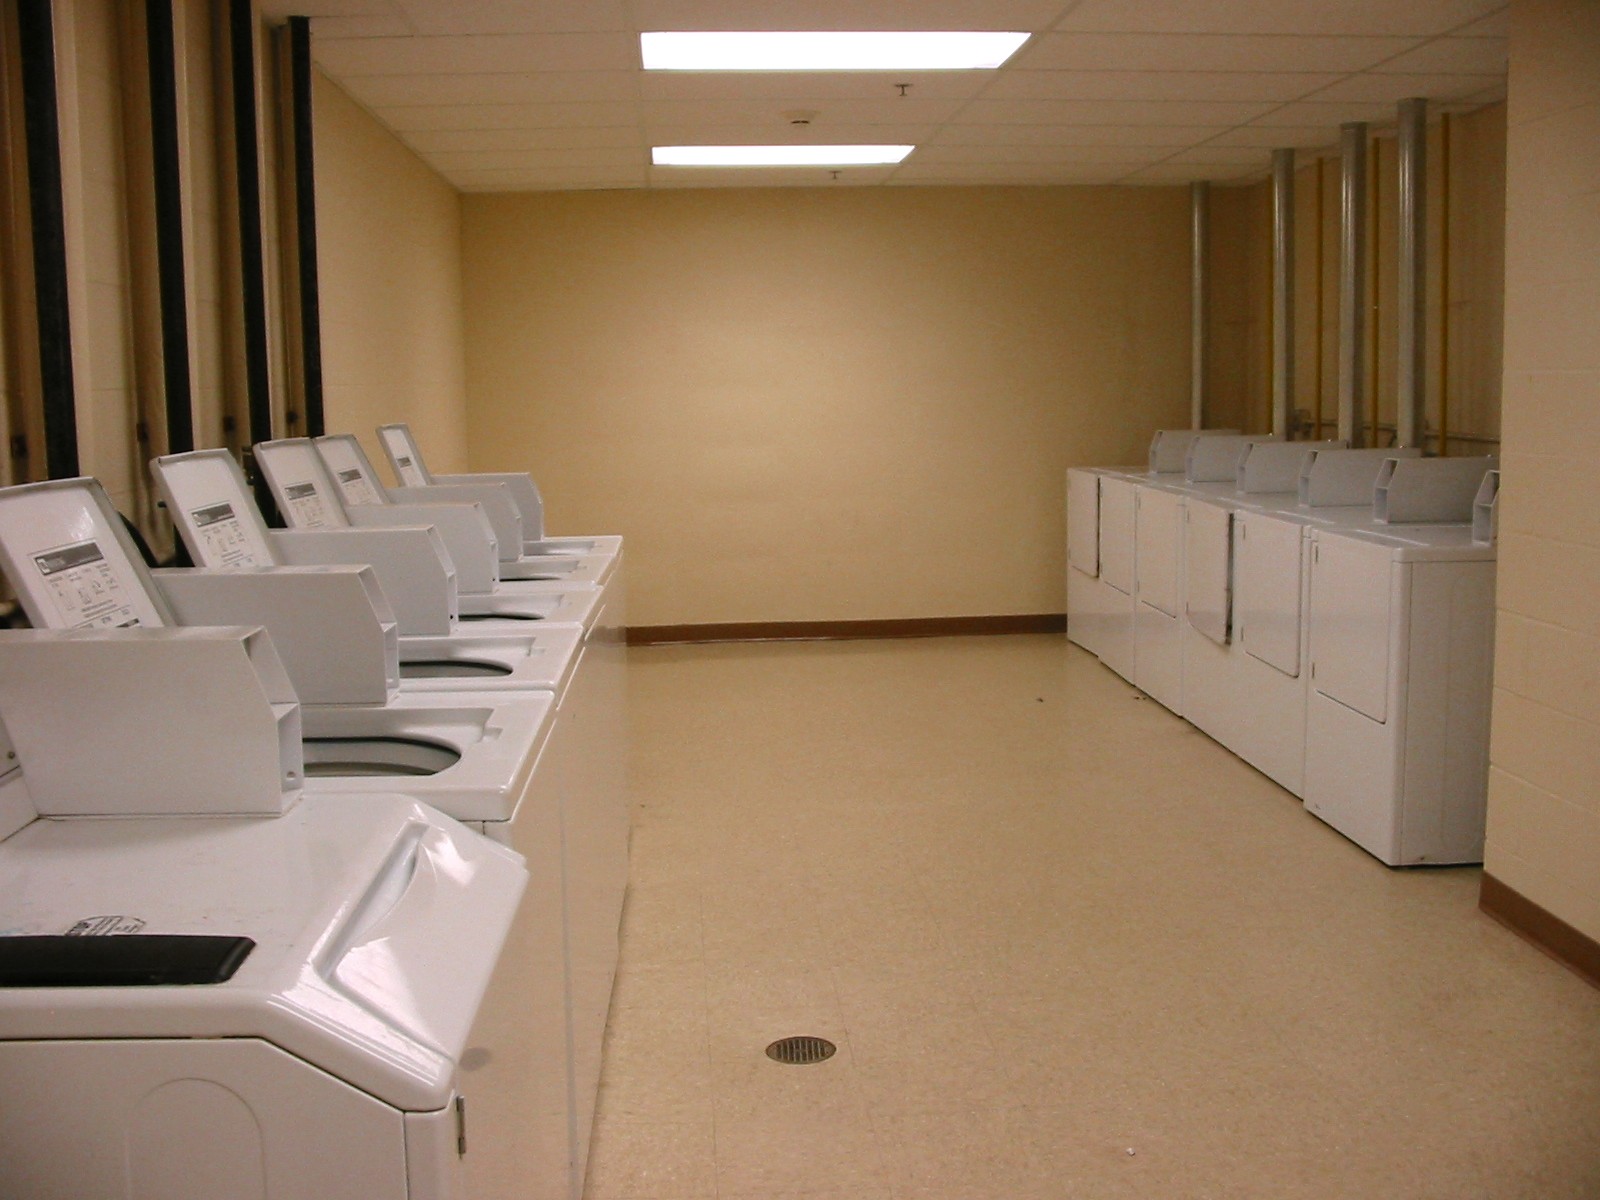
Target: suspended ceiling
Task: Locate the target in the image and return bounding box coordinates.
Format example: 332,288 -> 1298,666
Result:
259,0 -> 1510,192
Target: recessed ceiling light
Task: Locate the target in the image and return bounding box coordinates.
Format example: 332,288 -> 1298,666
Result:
652,145 -> 915,167
640,31 -> 1030,72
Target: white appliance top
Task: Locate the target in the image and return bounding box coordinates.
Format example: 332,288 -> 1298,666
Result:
0,793 -> 526,1111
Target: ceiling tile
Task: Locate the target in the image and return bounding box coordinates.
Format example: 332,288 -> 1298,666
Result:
313,32 -> 637,75
395,1 -> 631,35
638,97 -> 964,126
637,71 -> 991,102
451,165 -> 648,190
962,98 -> 1275,125
984,69 -> 1344,102
1051,0 -> 1506,38
643,123 -> 938,145
889,162 -> 1130,183
1368,36 -> 1508,74
1161,145 -> 1274,165
908,142 -> 1165,165
1120,161 -> 1262,183
932,123 -> 1230,146
423,147 -> 645,171
405,127 -> 643,152
1249,100 -> 1410,126
1209,125 -> 1345,148
378,102 -> 640,131
1303,72 -> 1504,104
629,1 -> 1075,33
341,71 -> 634,106
1448,8 -> 1510,37
1023,32 -> 1423,73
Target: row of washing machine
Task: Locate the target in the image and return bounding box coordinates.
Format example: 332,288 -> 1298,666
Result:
0,427 -> 627,1200
1068,429 -> 1500,867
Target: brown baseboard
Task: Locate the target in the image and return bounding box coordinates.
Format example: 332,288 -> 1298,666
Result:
1480,873 -> 1600,990
626,613 -> 1066,647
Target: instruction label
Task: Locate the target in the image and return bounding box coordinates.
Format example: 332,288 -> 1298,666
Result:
394,454 -> 425,486
34,540 -> 142,629
336,468 -> 384,506
281,482 -> 330,528
190,502 -> 261,567
65,915 -> 146,936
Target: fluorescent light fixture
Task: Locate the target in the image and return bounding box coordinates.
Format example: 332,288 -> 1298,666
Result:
653,145 -> 914,167
640,31 -> 1030,72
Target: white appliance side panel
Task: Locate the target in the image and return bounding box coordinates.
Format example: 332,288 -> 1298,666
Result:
1134,487 -> 1183,618
1236,513 -> 1304,678
1233,651 -> 1310,798
0,1038 -> 408,1200
1304,691 -> 1403,863
1180,625 -> 1243,747
1066,470 -> 1100,579
1098,478 -> 1136,596
1398,560 -> 1497,864
1307,534 -> 1395,723
1184,501 -> 1232,646
463,732 -> 574,1200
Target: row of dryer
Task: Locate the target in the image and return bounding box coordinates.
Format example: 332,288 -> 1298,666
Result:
0,427 -> 626,1200
1068,429 -> 1500,866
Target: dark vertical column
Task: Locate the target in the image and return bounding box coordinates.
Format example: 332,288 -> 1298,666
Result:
227,0 -> 272,447
16,0 -> 78,478
287,15 -> 323,437
145,0 -> 193,453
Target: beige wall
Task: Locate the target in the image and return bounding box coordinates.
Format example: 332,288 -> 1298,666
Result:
312,71 -> 468,473
461,186 -> 1192,627
1484,0 -> 1600,942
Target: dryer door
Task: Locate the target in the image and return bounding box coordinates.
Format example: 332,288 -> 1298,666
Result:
1184,501 -> 1232,646
1235,513 -> 1304,678
1098,478 -> 1135,596
1134,488 -> 1184,618
1308,533 -> 1394,723
1066,470 -> 1100,578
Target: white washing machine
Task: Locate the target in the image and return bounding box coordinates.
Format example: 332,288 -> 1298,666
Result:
152,448 -> 583,695
1300,456 -> 1498,865
0,478 -> 616,1200
376,421 -> 623,561
332,431 -> 618,587
0,629 -> 527,1200
252,437 -> 607,635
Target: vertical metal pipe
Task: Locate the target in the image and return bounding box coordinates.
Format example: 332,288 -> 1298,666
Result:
286,17 -> 324,438
1271,148 -> 1295,440
227,0 -> 272,450
1396,97 -> 1427,450
1440,112 -> 1453,456
146,0 -> 195,454
1337,123 -> 1368,448
1190,181 -> 1208,429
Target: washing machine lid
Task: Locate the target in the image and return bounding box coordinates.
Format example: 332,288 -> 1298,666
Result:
0,478 -> 175,631
377,423 -> 435,488
0,794 -> 526,1112
315,434 -> 398,509
254,438 -> 361,527
151,449 -> 281,570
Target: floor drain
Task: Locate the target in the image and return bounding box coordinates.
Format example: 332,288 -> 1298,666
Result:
765,1036 -> 837,1065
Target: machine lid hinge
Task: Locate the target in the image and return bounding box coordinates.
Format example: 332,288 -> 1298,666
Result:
455,1095 -> 467,1156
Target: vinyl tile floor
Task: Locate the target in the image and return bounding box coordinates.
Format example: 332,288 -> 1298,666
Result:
585,635 -> 1600,1200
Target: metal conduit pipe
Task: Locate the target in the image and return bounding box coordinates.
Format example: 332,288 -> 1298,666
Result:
1337,123 -> 1368,447
1271,148 -> 1296,440
1191,181 -> 1209,429
1396,97 -> 1427,450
